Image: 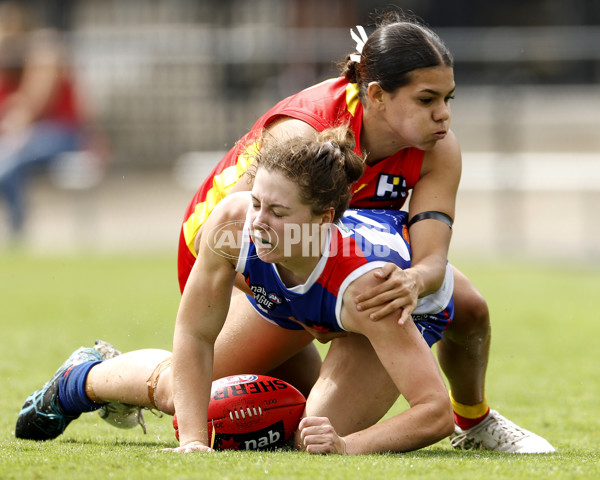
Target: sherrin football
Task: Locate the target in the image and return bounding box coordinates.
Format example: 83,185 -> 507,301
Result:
173,374 -> 306,451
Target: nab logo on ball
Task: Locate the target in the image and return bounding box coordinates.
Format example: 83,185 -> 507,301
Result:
214,420 -> 286,451
173,374 -> 305,451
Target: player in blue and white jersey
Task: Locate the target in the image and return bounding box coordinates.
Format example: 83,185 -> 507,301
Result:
15,127 -> 457,455
237,207 -> 453,347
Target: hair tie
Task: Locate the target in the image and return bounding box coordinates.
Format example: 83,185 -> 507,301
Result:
349,25 -> 368,63
317,141 -> 337,158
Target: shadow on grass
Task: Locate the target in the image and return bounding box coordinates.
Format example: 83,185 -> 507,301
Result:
59,437 -> 172,448
20,439 -> 510,457
400,447 -> 505,458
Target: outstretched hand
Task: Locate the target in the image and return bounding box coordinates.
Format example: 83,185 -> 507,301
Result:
162,441 -> 212,453
354,263 -> 419,324
298,416 -> 347,454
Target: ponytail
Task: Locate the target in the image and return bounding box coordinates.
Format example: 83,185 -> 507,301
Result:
252,125 -> 364,221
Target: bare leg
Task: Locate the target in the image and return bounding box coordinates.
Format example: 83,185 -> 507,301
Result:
302,334 -> 398,436
437,275 -> 557,453
88,293 -> 319,414
212,291 -> 319,396
265,344 -> 322,398
436,266 -> 490,405
86,349 -> 172,410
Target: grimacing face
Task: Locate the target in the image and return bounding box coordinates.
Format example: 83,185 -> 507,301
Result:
249,168 -> 326,266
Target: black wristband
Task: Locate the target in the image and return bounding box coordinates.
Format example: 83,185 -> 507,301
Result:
407,211 -> 453,229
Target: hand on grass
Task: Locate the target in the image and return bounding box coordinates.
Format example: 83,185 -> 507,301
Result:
162,441 -> 212,453
298,417 -> 347,455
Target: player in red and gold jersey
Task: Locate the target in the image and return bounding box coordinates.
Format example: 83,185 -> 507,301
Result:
178,77 -> 426,289
177,11 -> 554,453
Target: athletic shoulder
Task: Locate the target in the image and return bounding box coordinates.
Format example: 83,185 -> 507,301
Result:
265,117 -> 319,142
197,192 -> 250,265
339,268 -> 395,332
421,129 -> 462,176
209,191 -> 250,224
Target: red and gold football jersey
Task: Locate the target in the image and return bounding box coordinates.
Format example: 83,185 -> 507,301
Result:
178,77 -> 424,291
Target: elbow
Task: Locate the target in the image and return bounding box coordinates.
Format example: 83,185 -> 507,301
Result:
432,396 -> 455,441
418,395 -> 454,446
440,411 -> 456,440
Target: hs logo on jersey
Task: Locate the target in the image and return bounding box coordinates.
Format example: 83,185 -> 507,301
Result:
375,174 -> 407,200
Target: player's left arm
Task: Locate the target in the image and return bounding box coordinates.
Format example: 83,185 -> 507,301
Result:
354,131 -> 461,321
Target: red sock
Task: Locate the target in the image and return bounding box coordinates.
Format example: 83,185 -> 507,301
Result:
454,408 -> 490,430
450,392 -> 490,430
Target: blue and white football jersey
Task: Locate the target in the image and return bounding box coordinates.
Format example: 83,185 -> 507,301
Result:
236,209 -> 454,346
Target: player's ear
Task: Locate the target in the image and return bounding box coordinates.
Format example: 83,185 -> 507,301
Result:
318,207 -> 335,225
366,81 -> 385,110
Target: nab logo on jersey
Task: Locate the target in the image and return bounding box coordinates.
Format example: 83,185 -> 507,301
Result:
374,174 -> 407,201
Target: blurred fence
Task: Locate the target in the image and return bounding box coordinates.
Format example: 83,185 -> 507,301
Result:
66,24 -> 600,167
1,2 -> 599,262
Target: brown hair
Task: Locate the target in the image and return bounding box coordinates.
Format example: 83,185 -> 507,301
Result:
252,126 -> 364,222
341,10 -> 454,99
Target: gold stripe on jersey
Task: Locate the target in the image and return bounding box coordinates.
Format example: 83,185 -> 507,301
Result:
346,83 -> 360,116
182,140 -> 259,256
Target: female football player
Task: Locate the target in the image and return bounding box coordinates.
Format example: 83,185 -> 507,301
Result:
16,127 -> 457,454
175,10 -> 553,453
16,9 -> 555,453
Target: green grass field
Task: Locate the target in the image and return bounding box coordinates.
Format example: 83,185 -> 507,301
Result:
1,251 -> 598,479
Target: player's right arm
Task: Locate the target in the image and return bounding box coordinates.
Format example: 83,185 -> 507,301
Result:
300,271 -> 453,454
170,194 -> 248,452
353,132 -> 460,322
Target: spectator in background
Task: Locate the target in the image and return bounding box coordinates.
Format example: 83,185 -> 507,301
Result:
0,1 -> 100,240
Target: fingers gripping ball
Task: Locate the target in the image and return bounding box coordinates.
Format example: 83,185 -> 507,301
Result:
173,374 -> 306,451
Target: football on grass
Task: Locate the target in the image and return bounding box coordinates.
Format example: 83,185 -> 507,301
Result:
173,374 -> 306,451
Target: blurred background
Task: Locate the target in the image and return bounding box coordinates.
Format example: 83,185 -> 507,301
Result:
0,0 -> 598,264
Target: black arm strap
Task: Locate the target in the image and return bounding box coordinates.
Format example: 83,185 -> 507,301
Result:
407,210 -> 453,229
